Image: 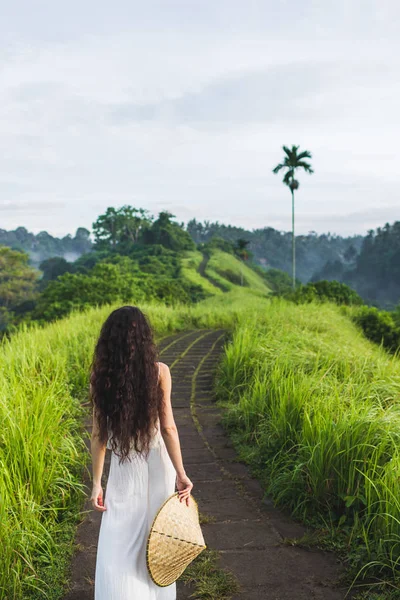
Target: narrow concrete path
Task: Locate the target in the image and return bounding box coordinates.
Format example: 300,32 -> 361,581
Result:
64,329 -> 350,600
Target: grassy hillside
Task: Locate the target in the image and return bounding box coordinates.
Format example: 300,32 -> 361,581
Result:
0,290 -> 267,600
180,250 -> 222,296
4,249 -> 400,598
216,300 -> 400,594
181,248 -> 271,296
206,250 -> 271,293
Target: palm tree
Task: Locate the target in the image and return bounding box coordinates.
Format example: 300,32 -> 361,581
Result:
273,145 -> 314,289
235,238 -> 250,286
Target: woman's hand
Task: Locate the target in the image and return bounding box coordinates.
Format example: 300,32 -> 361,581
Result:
90,483 -> 107,512
176,473 -> 193,506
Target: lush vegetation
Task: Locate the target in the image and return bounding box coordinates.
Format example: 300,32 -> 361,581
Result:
0,246 -> 40,331
216,300 -> 400,595
1,208 -> 276,334
3,204 -> 400,599
0,216 -> 365,288
281,280 -> 400,356
204,249 -> 271,294
272,144 -> 314,289
285,280 -> 364,306
0,226 -> 92,268
0,289 -> 265,600
3,213 -> 400,309
351,306 -> 400,354
314,221 -> 400,309
188,218 -> 363,283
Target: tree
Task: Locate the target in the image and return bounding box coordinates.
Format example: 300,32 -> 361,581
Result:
92,206 -> 152,250
39,256 -> 75,285
234,238 -> 251,286
143,212 -> 195,252
273,145 -> 314,289
0,246 -> 40,330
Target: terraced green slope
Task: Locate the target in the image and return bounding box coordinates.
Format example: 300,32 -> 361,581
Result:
181,249 -> 271,297
180,251 -> 222,295
205,250 -> 271,294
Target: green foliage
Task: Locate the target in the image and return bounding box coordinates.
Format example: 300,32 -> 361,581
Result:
314,222 -> 400,308
352,222 -> 400,308
252,266 -> 295,294
352,306 -> 400,353
0,226 -> 92,268
143,211 -> 195,252
272,144 -> 314,188
216,300 -> 400,591
92,206 -> 152,251
0,246 -> 40,331
31,254 -> 208,323
392,304 -> 400,328
32,261 -> 143,322
205,250 -> 271,294
200,237 -> 235,255
72,249 -> 111,273
187,218 -> 363,284
39,257 -> 75,285
285,280 -> 364,306
0,290 -> 266,599
127,244 -> 180,277
180,251 -> 222,296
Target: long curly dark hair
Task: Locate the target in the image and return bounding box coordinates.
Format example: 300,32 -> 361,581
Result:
90,306 -> 160,463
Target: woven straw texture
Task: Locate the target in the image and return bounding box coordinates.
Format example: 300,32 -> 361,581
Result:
146,492 -> 206,587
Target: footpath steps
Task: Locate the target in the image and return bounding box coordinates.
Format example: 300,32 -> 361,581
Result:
64,329 -> 350,600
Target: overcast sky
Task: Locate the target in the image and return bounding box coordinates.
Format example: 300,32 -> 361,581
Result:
1,0 -> 399,238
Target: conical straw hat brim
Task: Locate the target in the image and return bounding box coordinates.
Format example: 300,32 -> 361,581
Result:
147,492 -> 206,587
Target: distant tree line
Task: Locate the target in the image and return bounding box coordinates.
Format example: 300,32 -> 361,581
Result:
186,219 -> 363,283
0,226 -> 92,267
0,219 -> 364,284
313,221 -> 400,309
1,211 -> 400,330
0,209 -> 199,332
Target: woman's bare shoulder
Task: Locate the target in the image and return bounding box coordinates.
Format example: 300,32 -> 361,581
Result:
158,361 -> 170,375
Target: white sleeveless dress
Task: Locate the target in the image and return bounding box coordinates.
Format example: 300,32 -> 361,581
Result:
95,365 -> 176,600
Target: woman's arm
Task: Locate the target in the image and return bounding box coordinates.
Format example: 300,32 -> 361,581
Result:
158,362 -> 193,505
90,402 -> 107,512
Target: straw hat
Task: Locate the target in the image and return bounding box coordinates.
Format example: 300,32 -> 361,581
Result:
146,492 -> 206,587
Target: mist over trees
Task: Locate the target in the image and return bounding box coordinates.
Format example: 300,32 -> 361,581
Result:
187,219 -> 363,282
0,226 -> 92,267
2,210 -> 400,312
1,219 -> 364,285
0,209 -> 203,330
314,221 -> 400,308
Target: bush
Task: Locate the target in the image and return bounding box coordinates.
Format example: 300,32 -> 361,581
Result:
352,306 -> 400,353
253,267 -> 297,294
286,280 -> 364,306
200,237 -> 235,255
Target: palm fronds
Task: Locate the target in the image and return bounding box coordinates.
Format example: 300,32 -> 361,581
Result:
272,145 -> 314,185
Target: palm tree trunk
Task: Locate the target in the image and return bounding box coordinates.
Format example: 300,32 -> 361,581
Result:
291,189 -> 296,290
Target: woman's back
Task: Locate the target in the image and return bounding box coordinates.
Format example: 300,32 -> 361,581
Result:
96,360 -> 176,600
90,306 -> 192,600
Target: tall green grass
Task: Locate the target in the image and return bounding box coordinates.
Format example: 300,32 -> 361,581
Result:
0,290 -> 268,599
216,299 -> 400,593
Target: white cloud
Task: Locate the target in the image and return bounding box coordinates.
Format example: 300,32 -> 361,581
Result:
0,0 -> 399,237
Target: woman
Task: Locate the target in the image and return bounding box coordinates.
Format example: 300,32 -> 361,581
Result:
89,305 -> 193,600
